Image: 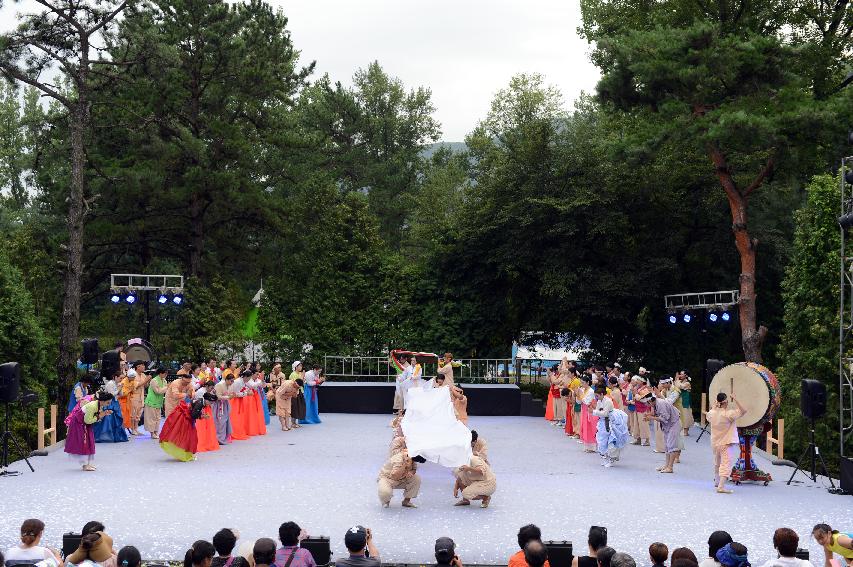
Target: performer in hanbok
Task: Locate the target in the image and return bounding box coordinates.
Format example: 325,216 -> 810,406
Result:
213,373 -> 235,443
159,393 -> 216,461
253,366 -> 271,426
234,370 -> 259,437
247,369 -> 267,435
143,367 -> 168,439
165,373 -> 193,418
377,449 -> 422,508
395,358 -> 414,413
655,377 -> 684,458
268,363 -> 287,393
274,377 -> 298,431
118,370 -> 137,435
129,362 -> 150,435
544,366 -> 557,423
578,376 -> 598,452
641,390 -> 682,473
551,365 -> 567,426
389,434 -> 407,456
453,455 -> 496,508
66,373 -> 95,416
64,391 -> 115,471
289,361 -> 307,427
676,371 -> 695,435
451,386 -> 469,425
471,430 -> 488,463
592,386 -> 629,467
632,380 -> 652,446
301,364 -> 325,424
706,392 -> 746,493
436,352 -> 456,388
193,381 -> 220,453
93,371 -> 128,443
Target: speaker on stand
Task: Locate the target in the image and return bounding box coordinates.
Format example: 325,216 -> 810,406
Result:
787,379 -> 835,489
0,362 -> 35,477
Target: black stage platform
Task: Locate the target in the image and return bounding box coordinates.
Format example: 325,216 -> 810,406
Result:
318,382 -> 521,416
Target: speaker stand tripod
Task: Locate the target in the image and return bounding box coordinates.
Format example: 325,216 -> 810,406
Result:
786,419 -> 834,488
0,401 -> 35,477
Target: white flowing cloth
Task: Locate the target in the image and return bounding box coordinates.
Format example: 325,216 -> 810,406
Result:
402,386 -> 472,468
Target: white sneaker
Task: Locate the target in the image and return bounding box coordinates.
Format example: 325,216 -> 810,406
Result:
604,461 -> 613,468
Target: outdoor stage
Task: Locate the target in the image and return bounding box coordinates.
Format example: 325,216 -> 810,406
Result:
321,382 -> 522,415
1,414 -> 850,565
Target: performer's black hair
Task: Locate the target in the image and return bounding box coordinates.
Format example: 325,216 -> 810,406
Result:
716,392 -> 728,403
96,391 -> 114,402
471,430 -> 478,443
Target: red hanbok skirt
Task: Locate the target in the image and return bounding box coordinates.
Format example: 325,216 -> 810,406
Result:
159,402 -> 198,461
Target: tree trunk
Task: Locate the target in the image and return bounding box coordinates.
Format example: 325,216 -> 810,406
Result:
707,144 -> 768,363
56,102 -> 89,425
188,192 -> 204,278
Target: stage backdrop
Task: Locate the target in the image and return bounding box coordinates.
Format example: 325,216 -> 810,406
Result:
317,382 -> 521,416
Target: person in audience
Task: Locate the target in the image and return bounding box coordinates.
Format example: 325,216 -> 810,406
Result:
572,527 -> 607,567
64,391 -> 115,471
611,553 -> 636,567
672,548 -> 699,567
4,519 -> 63,567
434,537 -> 462,567
650,543 -> 669,567
274,522 -> 315,567
597,547 -> 616,567
812,525 -> 853,567
1,550 -> 5,567
211,529 -> 249,567
453,454 -> 496,508
116,547 -> 141,567
700,532 -> 734,567
335,526 -> 380,567
508,524 -> 550,567
716,543 -> 749,567
66,532 -> 114,567
184,541 -> 215,567
252,539 -> 276,567
758,528 -> 813,567
378,450 -> 422,508
525,541 -> 549,567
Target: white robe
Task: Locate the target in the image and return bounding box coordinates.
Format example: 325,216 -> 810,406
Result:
401,386 -> 472,468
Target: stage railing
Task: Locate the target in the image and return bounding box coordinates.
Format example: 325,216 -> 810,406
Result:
323,355 -> 525,384
37,404 -> 59,449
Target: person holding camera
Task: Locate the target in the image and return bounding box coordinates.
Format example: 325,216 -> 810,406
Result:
435,537 -> 463,567
335,526 -> 380,567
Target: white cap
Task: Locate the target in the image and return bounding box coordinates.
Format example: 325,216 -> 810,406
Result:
292,360 -> 302,371
639,366 -> 649,373
127,369 -> 137,378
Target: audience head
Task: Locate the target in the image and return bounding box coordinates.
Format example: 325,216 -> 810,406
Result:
1,549 -> 4,567
82,521 -> 105,536
715,543 -> 749,567
435,537 -> 456,565
649,543 -> 668,565
20,519 -> 45,546
344,526 -> 369,554
598,547 -> 617,567
279,522 -> 301,546
517,524 -> 542,551
68,532 -> 114,564
671,548 -> 698,565
812,524 -> 836,547
524,540 -> 548,567
611,553 -> 636,567
672,560 -> 699,567
184,540 -> 216,567
253,539 -> 276,566
588,526 -> 608,552
707,531 -> 733,560
772,529 -> 799,558
213,529 -> 239,557
117,546 -> 142,567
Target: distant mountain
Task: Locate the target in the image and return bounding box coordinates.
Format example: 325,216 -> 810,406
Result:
421,142 -> 467,158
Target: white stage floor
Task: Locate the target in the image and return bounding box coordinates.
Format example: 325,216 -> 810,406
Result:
1,414 -> 850,565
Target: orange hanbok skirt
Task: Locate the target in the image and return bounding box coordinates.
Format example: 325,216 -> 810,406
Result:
545,389 -> 555,421
251,390 -> 266,435
119,397 -> 133,429
195,406 -> 219,452
229,398 -> 248,440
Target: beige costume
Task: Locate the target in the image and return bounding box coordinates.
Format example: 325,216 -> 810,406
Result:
389,436 -> 407,456
706,404 -> 745,482
451,387 -> 468,425
437,362 -> 455,388
377,452 -> 421,505
472,437 -> 489,463
130,373 -> 148,431
164,378 -> 192,417
552,373 -> 567,421
275,380 -> 298,429
456,455 -> 496,500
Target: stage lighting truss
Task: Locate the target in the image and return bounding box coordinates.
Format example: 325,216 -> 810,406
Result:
837,153 -> 853,460
664,291 -> 738,325
108,274 -> 185,307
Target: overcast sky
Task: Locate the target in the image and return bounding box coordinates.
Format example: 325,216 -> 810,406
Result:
278,0 -> 601,140
0,0 -> 601,141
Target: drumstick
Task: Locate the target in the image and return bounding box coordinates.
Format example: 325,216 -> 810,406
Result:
730,376 -> 734,398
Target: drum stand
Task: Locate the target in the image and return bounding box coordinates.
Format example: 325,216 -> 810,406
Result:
786,419 -> 835,488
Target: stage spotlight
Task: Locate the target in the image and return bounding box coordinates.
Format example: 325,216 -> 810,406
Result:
668,315 -> 677,324
125,293 -> 137,305
158,293 -> 168,304
709,312 -> 718,322
683,313 -> 692,323
721,311 -> 731,321
172,294 -> 183,305
110,293 -> 121,304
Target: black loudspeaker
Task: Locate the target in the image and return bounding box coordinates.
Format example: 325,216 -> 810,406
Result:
795,549 -> 810,561
62,533 -> 82,558
0,362 -> 21,403
81,339 -> 99,365
544,541 -> 573,567
841,456 -> 853,494
301,537 -> 330,566
801,379 -> 827,419
101,350 -> 121,380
